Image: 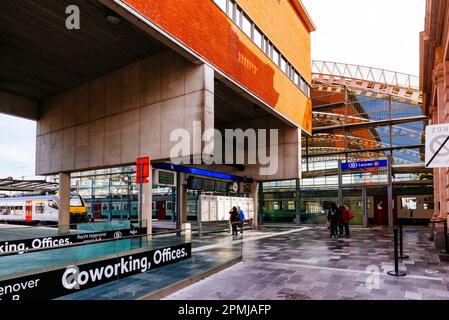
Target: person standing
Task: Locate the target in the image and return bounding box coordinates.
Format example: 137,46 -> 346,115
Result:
229,206 -> 239,236
338,206 -> 345,237
341,206 -> 353,238
327,203 -> 339,239
237,206 -> 245,234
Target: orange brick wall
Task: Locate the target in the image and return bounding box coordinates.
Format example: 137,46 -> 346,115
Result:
122,0 -> 312,133
238,0 -> 312,82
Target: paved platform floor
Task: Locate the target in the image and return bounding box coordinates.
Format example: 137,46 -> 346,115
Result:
165,226 -> 449,300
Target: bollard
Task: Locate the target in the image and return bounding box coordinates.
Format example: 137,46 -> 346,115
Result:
387,226 -> 407,277
398,222 -> 409,259
441,219 -> 449,254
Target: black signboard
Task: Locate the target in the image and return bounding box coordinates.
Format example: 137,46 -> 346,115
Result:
0,242 -> 191,300
215,181 -> 228,193
187,176 -> 203,190
203,179 -> 216,191
0,227 -> 147,257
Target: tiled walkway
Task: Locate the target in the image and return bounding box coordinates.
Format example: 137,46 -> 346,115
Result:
165,226 -> 449,300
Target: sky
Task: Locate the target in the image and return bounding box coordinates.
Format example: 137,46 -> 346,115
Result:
0,0 -> 426,179
301,0 -> 426,75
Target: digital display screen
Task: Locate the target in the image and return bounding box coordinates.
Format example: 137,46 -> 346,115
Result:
157,170 -> 175,186
203,179 -> 216,191
215,181 -> 228,192
187,176 -> 203,190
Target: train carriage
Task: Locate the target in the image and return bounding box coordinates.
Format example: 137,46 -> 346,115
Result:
0,193 -> 88,224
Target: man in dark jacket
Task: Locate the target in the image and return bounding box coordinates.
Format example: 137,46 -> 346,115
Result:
229,206 -> 239,236
327,203 -> 339,239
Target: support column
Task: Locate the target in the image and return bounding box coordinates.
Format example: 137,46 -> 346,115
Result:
58,172 -> 71,234
141,165 -> 152,236
338,159 -> 343,207
176,172 -> 190,235
362,187 -> 368,228
295,178 -> 301,225
387,155 -> 394,228
252,181 -> 259,229
259,182 -> 264,226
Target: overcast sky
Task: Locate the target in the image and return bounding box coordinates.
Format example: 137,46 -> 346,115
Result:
302,0 -> 425,75
0,1 -> 426,179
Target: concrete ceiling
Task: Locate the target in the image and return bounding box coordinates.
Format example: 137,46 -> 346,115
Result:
214,79 -> 270,127
0,0 -> 165,102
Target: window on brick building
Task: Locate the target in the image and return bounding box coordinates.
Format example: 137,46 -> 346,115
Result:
234,5 -> 242,26
226,1 -> 234,19
215,0 -> 227,12
242,13 -> 252,38
280,57 -> 287,74
253,27 -> 263,49
272,48 -> 280,66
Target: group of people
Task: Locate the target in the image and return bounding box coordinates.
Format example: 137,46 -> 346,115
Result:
229,206 -> 245,236
327,203 -> 353,239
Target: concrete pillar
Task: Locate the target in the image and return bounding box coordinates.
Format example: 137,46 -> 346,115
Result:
295,178 -> 301,225
433,167 -> 440,219
176,172 -> 190,235
58,172 -> 71,234
251,181 -> 259,229
141,165 -> 152,236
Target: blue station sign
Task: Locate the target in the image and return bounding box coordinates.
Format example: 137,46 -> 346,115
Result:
341,159 -> 388,171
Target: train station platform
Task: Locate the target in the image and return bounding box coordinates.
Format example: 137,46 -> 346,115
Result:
57,227 -> 315,300
165,226 -> 449,300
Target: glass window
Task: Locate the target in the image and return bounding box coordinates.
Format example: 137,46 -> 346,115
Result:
48,200 -> 58,210
35,203 -> 45,214
70,196 -> 83,207
287,201 -> 295,210
264,39 -> 271,56
214,0 -> 227,12
253,27 -> 263,49
226,0 -> 234,19
242,13 -> 252,37
234,6 -> 242,26
423,197 -> 434,210
280,57 -> 287,74
273,201 -> 281,211
293,71 -> 299,86
401,197 -> 417,210
272,48 -> 279,66
13,206 -> 23,215
300,77 -> 308,94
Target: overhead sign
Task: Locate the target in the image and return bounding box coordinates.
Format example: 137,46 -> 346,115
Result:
154,169 -> 175,187
425,124 -> 449,168
136,157 -> 151,183
341,159 -> 388,171
0,243 -> 191,300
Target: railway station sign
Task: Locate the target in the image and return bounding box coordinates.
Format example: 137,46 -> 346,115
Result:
340,159 -> 388,171
425,124 -> 449,168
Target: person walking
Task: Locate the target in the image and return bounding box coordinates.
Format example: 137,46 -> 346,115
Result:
229,206 -> 240,236
237,206 -> 245,234
327,203 -> 339,239
341,206 -> 353,238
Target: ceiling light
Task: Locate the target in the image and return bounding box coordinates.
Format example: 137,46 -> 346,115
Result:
106,11 -> 121,25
